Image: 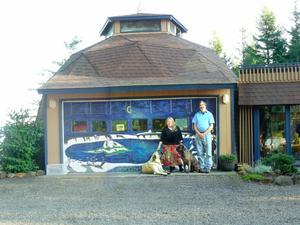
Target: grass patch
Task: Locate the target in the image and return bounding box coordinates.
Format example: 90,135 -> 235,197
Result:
242,173 -> 266,182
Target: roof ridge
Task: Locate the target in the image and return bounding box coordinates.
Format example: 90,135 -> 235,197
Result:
135,43 -> 169,77
81,53 -> 101,77
192,47 -> 237,81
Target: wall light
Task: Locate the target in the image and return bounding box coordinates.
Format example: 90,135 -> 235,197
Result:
48,99 -> 57,109
222,94 -> 229,104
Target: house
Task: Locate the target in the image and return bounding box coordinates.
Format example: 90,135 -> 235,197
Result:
38,13 -> 237,175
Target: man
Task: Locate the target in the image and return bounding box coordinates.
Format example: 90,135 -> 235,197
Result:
192,100 -> 215,173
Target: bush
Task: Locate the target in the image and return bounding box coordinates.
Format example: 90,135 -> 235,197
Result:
219,154 -> 236,163
250,160 -> 273,174
0,109 -> 44,173
262,152 -> 297,175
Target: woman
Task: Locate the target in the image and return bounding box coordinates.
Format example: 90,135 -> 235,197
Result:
157,117 -> 183,173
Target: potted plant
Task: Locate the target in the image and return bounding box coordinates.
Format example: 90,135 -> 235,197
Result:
219,154 -> 236,171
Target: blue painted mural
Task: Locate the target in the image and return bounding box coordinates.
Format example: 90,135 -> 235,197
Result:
62,97 -> 217,172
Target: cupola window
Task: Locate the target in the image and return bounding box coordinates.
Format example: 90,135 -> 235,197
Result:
120,20 -> 161,33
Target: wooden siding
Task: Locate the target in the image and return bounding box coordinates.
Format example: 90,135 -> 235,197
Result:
239,106 -> 253,164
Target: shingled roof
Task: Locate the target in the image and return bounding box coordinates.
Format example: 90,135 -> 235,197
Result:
39,33 -> 237,92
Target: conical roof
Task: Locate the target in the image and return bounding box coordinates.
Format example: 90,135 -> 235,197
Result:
39,33 -> 237,91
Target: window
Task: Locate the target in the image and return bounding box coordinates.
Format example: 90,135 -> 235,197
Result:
151,100 -> 170,113
131,100 -> 150,113
172,99 -> 190,113
170,22 -> 176,34
291,105 -> 300,157
111,101 -> 130,114
91,102 -> 108,114
71,103 -> 89,115
152,119 -> 165,132
132,119 -> 148,131
92,121 -> 107,132
260,106 -> 286,156
72,121 -> 87,132
112,120 -> 128,132
120,20 -> 161,33
175,118 -> 188,131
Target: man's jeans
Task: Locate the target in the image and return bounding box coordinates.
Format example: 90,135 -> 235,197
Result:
195,133 -> 212,170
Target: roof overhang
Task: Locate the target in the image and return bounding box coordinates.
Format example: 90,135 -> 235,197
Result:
238,82 -> 300,105
38,83 -> 237,95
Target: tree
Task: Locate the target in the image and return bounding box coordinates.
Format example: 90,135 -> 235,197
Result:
53,36 -> 82,67
210,31 -> 223,55
242,43 -> 264,65
0,109 -> 44,173
254,7 -> 288,64
42,36 -> 82,78
209,31 -> 239,75
287,1 -> 300,62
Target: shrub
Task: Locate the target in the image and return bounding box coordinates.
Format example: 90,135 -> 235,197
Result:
0,109 -> 44,173
219,154 -> 236,163
262,152 -> 297,175
250,160 -> 273,174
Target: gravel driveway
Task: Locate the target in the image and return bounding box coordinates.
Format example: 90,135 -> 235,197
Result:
0,172 -> 299,225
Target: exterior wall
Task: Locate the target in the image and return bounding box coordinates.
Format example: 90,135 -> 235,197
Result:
161,19 -> 168,32
114,21 -> 120,34
45,88 -> 232,174
238,106 -> 253,164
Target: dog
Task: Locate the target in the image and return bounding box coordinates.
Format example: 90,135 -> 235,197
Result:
176,145 -> 200,173
142,151 -> 168,176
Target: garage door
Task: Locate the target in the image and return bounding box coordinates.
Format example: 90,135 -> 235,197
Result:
62,97 -> 217,172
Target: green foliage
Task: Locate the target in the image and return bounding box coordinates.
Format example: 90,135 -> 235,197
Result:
209,31 -> 238,75
242,43 -> 264,65
254,7 -> 288,64
43,36 -> 83,76
220,154 -> 236,163
251,161 -> 273,174
287,2 -> 300,62
0,109 -> 44,173
242,173 -> 266,182
210,31 -> 223,55
262,152 -> 297,174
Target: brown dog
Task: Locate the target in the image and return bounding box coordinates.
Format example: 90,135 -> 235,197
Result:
176,145 -> 200,173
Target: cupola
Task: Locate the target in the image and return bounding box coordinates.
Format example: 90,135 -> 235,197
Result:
100,13 -> 188,38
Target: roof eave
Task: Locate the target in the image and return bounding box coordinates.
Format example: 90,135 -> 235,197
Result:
37,83 -> 237,95
99,19 -> 112,36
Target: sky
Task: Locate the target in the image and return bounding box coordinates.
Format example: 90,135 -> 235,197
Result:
0,0 -> 299,127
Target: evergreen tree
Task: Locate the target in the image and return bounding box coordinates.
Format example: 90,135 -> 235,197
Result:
209,31 -> 239,75
254,7 -> 288,64
287,2 -> 300,62
242,43 -> 265,65
210,31 -> 223,55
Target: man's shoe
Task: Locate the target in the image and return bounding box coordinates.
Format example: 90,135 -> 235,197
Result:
204,168 -> 211,173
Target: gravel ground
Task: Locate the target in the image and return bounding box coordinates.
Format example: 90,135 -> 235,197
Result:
0,172 -> 299,225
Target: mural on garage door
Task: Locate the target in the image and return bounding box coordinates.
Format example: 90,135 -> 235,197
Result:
62,97 -> 217,172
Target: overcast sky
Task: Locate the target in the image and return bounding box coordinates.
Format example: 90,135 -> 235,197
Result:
0,0 -> 298,126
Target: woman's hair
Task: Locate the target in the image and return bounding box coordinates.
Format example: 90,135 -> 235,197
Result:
165,117 -> 177,131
